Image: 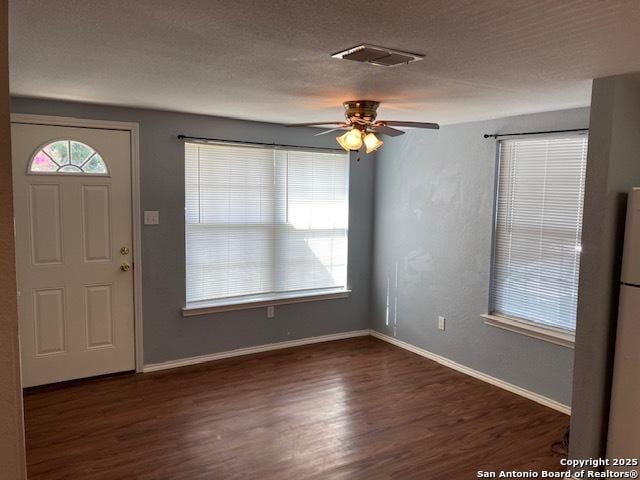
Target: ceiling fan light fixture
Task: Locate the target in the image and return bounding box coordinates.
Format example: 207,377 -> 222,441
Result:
337,128 -> 363,151
286,100 -> 440,154
363,132 -> 384,153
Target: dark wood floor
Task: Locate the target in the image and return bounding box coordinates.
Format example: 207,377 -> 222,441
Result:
24,336 -> 568,480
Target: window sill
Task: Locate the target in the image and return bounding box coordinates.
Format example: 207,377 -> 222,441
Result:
481,313 -> 575,349
182,289 -> 351,317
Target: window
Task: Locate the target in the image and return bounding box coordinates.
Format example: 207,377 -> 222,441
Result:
184,142 -> 349,307
29,140 -> 108,175
490,134 -> 588,333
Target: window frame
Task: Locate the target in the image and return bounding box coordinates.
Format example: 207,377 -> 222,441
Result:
182,140 -> 351,315
484,132 -> 588,347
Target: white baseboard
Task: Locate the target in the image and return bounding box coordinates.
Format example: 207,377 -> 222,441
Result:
369,330 -> 571,415
143,328 -> 571,416
143,329 -> 370,373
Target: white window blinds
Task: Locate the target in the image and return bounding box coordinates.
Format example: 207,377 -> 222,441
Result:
491,134 -> 588,332
185,142 -> 349,304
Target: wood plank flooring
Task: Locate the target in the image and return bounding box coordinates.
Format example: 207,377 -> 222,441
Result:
24,336 -> 569,479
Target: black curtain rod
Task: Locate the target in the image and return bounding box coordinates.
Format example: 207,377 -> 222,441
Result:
483,128 -> 588,139
177,134 -> 343,152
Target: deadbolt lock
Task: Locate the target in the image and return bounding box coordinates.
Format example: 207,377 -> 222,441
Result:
120,246 -> 130,255
120,263 -> 131,272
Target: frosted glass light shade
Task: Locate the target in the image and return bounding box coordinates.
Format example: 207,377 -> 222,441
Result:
337,129 -> 363,151
363,132 -> 383,153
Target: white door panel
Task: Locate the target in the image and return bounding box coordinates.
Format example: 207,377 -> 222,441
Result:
12,123 -> 135,387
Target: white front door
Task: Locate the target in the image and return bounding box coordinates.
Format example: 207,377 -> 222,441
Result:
12,122 -> 135,387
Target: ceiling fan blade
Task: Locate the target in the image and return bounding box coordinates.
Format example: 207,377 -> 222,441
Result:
314,127 -> 348,136
286,121 -> 345,127
378,120 -> 440,130
373,125 -> 405,137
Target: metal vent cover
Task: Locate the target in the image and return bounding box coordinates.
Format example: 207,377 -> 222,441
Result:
331,44 -> 424,67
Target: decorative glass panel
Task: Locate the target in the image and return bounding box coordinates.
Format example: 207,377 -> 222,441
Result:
28,140 -> 108,175
70,141 -> 93,166
31,151 -> 58,172
82,154 -> 108,174
44,141 -> 69,165
59,165 -> 82,173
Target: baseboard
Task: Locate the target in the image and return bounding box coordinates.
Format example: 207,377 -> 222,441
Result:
144,328 -> 572,415
143,329 -> 371,373
369,330 -> 571,415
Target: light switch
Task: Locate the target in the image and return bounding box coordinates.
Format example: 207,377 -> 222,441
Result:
144,211 -> 159,225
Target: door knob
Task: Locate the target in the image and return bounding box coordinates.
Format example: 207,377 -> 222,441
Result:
120,246 -> 130,255
120,263 -> 131,272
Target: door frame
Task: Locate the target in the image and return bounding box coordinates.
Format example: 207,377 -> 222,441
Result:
10,113 -> 144,373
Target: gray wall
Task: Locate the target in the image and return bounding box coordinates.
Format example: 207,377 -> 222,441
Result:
570,74 -> 640,460
11,97 -> 375,364
371,107 -> 590,406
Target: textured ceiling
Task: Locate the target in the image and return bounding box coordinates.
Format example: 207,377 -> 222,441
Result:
8,0 -> 640,125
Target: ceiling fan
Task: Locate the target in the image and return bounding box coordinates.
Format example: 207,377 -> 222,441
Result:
287,100 -> 439,154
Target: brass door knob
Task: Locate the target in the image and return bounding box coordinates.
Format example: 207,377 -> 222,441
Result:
120,246 -> 130,255
120,263 -> 131,272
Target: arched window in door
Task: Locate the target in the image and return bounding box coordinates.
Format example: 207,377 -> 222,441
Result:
29,140 -> 108,175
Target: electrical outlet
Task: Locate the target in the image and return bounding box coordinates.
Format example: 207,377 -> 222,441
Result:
144,210 -> 159,225
267,305 -> 275,318
438,316 -> 446,331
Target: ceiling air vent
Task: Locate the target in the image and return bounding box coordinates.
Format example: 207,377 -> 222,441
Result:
331,44 -> 424,67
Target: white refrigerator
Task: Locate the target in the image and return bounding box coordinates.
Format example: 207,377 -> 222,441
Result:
608,187 -> 640,460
